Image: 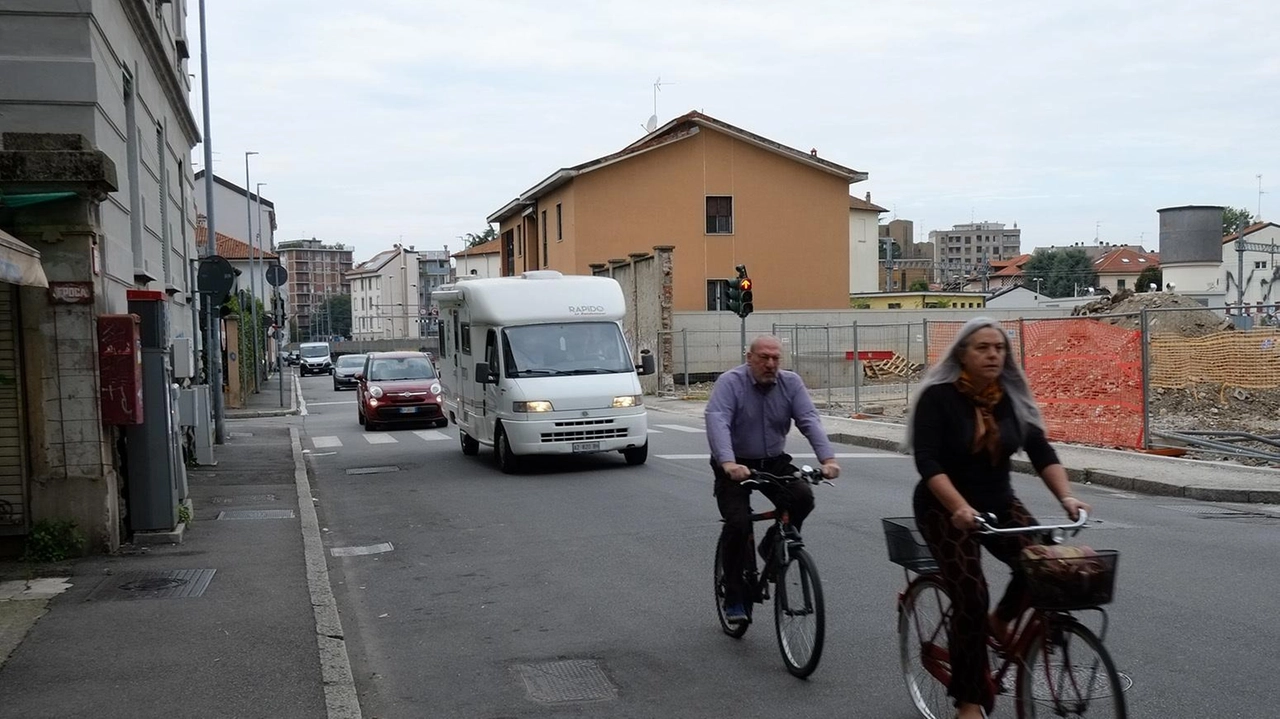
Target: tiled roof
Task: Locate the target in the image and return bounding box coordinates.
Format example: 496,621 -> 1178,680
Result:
349,249 -> 399,274
849,196 -> 888,213
453,238 -> 501,257
194,227 -> 277,260
1092,247 -> 1159,274
1223,221 -> 1280,244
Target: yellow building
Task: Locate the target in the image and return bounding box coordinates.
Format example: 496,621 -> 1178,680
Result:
487,111 -> 867,312
850,291 -> 987,309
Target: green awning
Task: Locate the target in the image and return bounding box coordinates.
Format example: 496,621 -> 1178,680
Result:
0,191 -> 78,208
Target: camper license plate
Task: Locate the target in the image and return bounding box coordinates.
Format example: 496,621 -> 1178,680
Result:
572,441 -> 600,453
399,407 -> 419,414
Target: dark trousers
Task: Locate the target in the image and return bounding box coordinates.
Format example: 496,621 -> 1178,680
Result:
914,497 -> 1040,713
713,455 -> 815,607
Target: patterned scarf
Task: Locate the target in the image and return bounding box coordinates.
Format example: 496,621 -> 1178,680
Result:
955,370 -> 1004,463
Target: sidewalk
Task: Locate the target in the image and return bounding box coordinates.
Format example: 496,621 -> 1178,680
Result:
0,378 -> 354,718
648,396 -> 1280,504
227,367 -> 300,418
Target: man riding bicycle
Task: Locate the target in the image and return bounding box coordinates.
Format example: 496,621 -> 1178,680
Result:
705,335 -> 840,624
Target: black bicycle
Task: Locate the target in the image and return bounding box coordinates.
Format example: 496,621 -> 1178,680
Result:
713,465 -> 830,678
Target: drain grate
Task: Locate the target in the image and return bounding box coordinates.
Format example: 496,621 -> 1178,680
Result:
210,494 -> 278,505
216,509 -> 296,520
89,569 -> 216,601
345,466 -> 400,476
229,432 -> 255,438
514,659 -> 617,704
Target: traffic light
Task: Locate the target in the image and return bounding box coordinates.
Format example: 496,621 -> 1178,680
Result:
726,276 -> 754,318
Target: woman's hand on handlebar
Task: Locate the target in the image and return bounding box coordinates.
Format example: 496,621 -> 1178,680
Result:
951,505 -> 981,531
1061,496 -> 1091,521
721,461 -> 751,482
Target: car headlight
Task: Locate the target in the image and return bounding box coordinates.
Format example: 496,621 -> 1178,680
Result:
430,383 -> 441,395
368,398 -> 379,407
370,386 -> 383,398
513,400 -> 554,413
612,395 -> 642,408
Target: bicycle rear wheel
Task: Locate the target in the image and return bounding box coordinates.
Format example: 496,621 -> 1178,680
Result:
774,546 -> 824,678
898,574 -> 953,719
714,533 -> 751,638
1017,620 -> 1127,719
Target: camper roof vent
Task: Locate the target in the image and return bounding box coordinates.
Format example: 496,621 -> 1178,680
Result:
521,270 -> 564,280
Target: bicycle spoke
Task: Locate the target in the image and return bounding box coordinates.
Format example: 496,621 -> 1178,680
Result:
1019,622 -> 1128,719
775,548 -> 824,678
899,575 -> 954,719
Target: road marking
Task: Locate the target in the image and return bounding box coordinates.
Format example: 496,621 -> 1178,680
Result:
655,452 -> 902,460
309,452 -> 337,458
652,424 -> 704,433
330,542 -> 394,557
413,430 -> 450,441
310,401 -> 356,407
647,428 -> 662,433
364,434 -> 398,445
312,437 -> 343,448
295,374 -> 308,416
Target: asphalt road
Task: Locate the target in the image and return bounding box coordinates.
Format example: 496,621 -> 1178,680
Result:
295,372 -> 1280,719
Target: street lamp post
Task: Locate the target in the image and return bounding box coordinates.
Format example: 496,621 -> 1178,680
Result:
244,150 -> 259,391
197,0 -> 227,443
255,181 -> 268,371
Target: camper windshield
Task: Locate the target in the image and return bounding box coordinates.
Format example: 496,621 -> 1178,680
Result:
300,345 -> 329,358
502,322 -> 632,377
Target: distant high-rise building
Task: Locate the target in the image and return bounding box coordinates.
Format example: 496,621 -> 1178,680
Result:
276,238 -> 353,341
929,222 -> 1022,274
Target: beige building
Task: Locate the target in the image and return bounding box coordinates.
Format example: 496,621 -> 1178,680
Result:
849,194 -> 888,293
349,244 -> 421,341
486,111 -> 867,312
930,222 -> 1023,273
1092,247 -> 1160,294
452,238 -> 501,279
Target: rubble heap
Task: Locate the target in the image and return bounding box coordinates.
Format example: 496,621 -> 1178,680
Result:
1072,289 -> 1233,337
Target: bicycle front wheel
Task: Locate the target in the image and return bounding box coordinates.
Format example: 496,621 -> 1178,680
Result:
898,574 -> 953,719
1017,620 -> 1128,719
774,546 -> 824,678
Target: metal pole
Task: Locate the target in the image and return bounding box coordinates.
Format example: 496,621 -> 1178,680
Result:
739,315 -> 746,364
255,182 -> 267,375
278,288 -> 285,408
1237,237 -> 1246,314
244,151 -> 259,392
1140,308 -> 1151,450
852,321 -> 860,414
682,328 -> 689,394
198,0 -> 226,444
825,324 -> 831,409
1018,317 -> 1027,368
188,258 -> 200,374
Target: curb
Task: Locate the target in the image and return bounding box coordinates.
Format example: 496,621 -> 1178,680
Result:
227,408 -> 300,419
828,432 -> 1280,505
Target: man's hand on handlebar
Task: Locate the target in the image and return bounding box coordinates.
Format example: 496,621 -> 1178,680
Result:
721,462 -> 752,482
819,460 -> 840,481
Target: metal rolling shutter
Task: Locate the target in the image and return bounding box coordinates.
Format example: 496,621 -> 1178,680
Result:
0,283 -> 28,533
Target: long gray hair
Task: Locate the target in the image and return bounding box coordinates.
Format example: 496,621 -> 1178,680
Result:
903,317 -> 1044,452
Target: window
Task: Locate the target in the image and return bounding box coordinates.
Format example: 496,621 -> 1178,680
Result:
888,302 -> 902,309
541,210 -> 548,265
706,196 -> 733,234
706,279 -> 731,310
1117,279 -> 1126,290
556,203 -> 563,241
1256,261 -> 1269,270
460,322 -> 471,354
516,225 -> 522,257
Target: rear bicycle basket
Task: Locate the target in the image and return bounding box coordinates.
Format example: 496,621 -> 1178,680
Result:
1021,548 -> 1119,610
881,517 -> 938,574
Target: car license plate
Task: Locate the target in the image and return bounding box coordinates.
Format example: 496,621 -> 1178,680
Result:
399,407 -> 419,414
572,441 -> 600,453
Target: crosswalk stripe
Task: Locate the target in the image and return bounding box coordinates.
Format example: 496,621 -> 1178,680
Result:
647,429 -> 662,434
312,436 -> 343,448
652,424 -> 704,433
655,452 -> 902,460
364,434 -> 398,445
413,430 -> 450,441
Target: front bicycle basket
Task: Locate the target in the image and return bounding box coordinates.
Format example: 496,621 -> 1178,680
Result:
881,517 -> 938,574
1021,547 -> 1119,610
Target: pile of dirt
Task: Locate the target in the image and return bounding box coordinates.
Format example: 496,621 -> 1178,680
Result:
1072,290 -> 1233,337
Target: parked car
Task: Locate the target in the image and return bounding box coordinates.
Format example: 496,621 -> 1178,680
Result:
284,350 -> 300,366
356,351 -> 447,431
332,354 -> 367,391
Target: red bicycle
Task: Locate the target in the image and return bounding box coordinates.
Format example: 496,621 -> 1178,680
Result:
883,512 -> 1128,718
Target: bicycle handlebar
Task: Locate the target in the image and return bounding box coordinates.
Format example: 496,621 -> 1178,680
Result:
973,510 -> 1088,536
742,465 -> 830,488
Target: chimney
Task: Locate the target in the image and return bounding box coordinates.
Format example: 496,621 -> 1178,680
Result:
810,148 -> 818,156
865,191 -> 871,202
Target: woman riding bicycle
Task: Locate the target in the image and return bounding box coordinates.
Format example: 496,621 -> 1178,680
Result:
905,318 -> 1090,719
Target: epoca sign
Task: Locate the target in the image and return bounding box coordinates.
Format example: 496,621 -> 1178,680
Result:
49,281 -> 94,304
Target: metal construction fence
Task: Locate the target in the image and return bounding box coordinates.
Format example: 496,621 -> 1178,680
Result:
658,305 -> 1280,457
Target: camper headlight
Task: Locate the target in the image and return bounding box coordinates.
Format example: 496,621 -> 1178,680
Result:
370,386 -> 384,399
612,395 -> 642,408
513,400 -> 554,413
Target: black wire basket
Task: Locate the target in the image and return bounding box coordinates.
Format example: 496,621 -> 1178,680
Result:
882,517 -> 938,574
1021,548 -> 1119,610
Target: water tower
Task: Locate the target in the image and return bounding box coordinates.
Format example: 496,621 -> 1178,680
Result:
1157,205 -> 1225,306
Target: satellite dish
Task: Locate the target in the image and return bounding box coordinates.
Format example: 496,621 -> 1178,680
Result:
644,115 -> 657,133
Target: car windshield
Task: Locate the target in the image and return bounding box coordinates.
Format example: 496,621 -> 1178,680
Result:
367,357 -> 437,381
335,355 -> 365,368
502,322 -> 632,377
300,346 -> 328,358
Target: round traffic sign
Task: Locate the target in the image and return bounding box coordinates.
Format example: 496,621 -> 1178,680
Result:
197,255 -> 236,305
266,264 -> 289,287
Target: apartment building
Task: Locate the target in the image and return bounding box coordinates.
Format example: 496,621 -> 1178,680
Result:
276,238 -> 353,341
929,222 -> 1022,272
348,244 -> 420,341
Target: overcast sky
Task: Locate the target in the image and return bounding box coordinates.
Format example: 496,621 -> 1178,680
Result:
191,0 -> 1279,265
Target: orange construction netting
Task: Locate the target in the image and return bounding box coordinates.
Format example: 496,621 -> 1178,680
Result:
926,319 -> 1144,449
1149,328 -> 1280,389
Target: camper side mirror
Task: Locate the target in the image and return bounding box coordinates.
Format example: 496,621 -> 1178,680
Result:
475,361 -> 497,384
636,349 -> 655,376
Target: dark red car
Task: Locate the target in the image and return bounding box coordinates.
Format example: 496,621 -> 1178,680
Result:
355,351 -> 448,431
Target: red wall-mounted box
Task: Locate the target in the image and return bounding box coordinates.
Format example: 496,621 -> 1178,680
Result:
98,314 -> 144,425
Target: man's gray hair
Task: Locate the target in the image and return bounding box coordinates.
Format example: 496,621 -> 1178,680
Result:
903,317 -> 1044,452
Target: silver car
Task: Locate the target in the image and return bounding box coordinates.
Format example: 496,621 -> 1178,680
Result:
332,354 -> 367,391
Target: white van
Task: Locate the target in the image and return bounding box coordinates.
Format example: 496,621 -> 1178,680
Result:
298,341 -> 333,376
434,271 -> 655,473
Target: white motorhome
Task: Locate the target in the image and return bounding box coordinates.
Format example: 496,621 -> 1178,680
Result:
434,271 -> 655,473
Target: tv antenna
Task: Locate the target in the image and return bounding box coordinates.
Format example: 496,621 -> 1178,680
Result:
642,76 -> 672,133
1258,174 -> 1266,220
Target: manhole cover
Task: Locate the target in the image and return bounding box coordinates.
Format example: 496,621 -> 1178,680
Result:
216,509 -> 296,520
229,432 -> 254,438
209,494 -> 278,505
345,466 -> 400,476
514,659 -> 617,704
90,569 -> 216,601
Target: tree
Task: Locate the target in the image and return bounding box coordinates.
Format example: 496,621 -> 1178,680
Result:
460,227 -> 497,248
908,278 -> 930,292
878,239 -> 903,261
315,294 -> 352,340
1223,207 -> 1254,236
1021,249 -> 1098,298
1135,266 -> 1163,292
